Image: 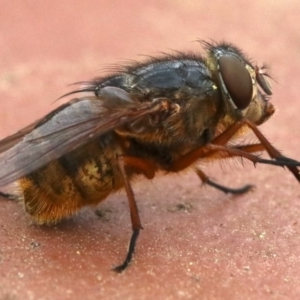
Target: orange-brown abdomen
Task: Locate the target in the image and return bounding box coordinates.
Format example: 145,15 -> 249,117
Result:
19,137 -> 124,224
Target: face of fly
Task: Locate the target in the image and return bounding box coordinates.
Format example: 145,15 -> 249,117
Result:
204,42 -> 274,126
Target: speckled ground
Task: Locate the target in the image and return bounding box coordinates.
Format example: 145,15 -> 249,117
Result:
0,1 -> 300,299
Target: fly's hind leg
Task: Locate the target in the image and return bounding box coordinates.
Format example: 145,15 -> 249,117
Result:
113,155 -> 156,273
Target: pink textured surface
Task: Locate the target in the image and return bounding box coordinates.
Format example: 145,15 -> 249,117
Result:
0,1 -> 300,299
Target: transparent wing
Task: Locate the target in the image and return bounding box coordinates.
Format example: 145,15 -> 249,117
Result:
0,88 -> 166,186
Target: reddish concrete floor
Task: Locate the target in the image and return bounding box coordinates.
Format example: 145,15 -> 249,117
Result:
0,1 -> 300,299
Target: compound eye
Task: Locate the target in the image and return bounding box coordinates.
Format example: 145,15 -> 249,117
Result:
256,71 -> 272,95
219,55 -> 253,110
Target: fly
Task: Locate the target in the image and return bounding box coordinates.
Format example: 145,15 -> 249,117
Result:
0,41 -> 299,272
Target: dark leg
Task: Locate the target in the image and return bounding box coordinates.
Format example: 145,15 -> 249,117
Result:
170,119 -> 300,183
172,143 -> 300,173
0,191 -> 18,200
211,119 -> 300,182
195,168 -> 253,194
113,229 -> 140,273
113,155 -> 144,273
193,144 -> 264,194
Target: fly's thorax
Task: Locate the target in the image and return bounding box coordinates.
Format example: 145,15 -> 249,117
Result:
113,92 -> 225,171
115,88 -> 222,152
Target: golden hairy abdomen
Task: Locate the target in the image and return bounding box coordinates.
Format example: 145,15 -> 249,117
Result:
19,139 -> 124,224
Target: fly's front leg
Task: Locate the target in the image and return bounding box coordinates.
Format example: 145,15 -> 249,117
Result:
113,155 -> 156,272
171,143 -> 299,173
212,119 -> 300,182
171,119 -> 300,182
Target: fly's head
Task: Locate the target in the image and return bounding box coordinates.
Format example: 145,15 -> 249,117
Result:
204,41 -> 274,126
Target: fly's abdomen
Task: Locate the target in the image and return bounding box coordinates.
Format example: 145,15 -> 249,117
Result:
19,137 -> 123,224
